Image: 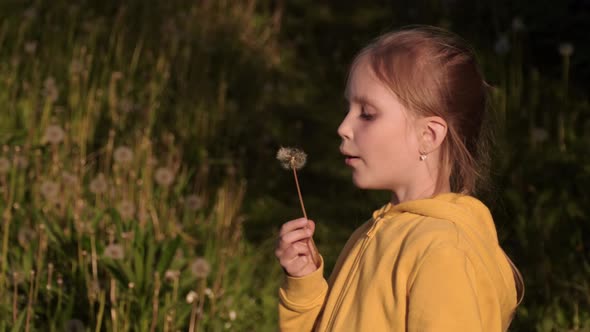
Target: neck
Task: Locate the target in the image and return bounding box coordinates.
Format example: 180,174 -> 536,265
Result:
390,176 -> 451,205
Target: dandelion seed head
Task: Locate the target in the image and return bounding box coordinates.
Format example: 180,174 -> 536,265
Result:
184,194 -> 203,211
40,180 -> 60,201
165,269 -> 180,281
24,41 -> 37,54
62,171 -> 79,187
531,127 -> 549,144
190,257 -> 211,278
276,147 -> 307,170
43,77 -> 59,103
70,60 -> 83,75
43,125 -> 65,145
113,146 -> 134,164
89,173 -> 108,194
103,243 -> 124,260
116,200 -> 136,220
559,43 -> 574,57
494,35 -> 510,55
186,290 -> 198,303
155,167 -> 175,187
512,17 -> 525,32
0,157 -> 10,173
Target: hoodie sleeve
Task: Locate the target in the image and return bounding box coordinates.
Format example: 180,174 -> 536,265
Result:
278,255 -> 329,332
407,246 -> 483,332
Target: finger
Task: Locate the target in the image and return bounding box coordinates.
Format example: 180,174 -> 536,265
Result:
278,228 -> 313,250
284,255 -> 312,275
280,243 -> 312,268
280,241 -> 309,261
279,218 -> 314,236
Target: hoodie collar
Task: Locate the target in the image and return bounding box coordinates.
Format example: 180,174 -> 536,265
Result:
374,192 -> 499,244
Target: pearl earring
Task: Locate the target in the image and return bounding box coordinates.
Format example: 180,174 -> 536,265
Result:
419,154 -> 427,161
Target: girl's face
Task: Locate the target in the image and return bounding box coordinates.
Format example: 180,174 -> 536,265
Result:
338,57 -> 422,191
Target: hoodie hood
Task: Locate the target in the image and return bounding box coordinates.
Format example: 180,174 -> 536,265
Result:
375,192 -> 524,308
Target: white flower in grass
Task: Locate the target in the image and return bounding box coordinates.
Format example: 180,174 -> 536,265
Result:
40,180 -> 60,201
229,310 -> 236,321
70,60 -> 83,75
64,319 -> 85,332
43,77 -> 59,103
186,290 -> 198,304
559,43 -> 574,57
43,125 -> 65,145
89,173 -> 108,194
204,288 -> 214,298
0,157 -> 10,173
154,167 -> 175,187
116,200 -> 136,220
512,17 -> 525,32
165,269 -> 180,281
24,41 -> 37,54
103,243 -> 124,260
494,35 -> 510,55
190,257 -> 211,278
531,127 -> 549,144
113,146 -> 134,165
224,322 -> 231,329
62,171 -> 79,187
185,194 -> 203,211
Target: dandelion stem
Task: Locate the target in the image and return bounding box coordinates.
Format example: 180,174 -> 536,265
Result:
25,271 -> 35,332
290,162 -> 320,267
291,166 -> 307,219
149,273 -> 161,332
95,290 -> 106,332
12,273 -> 18,324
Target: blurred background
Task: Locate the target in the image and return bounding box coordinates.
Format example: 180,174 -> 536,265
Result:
0,0 -> 588,331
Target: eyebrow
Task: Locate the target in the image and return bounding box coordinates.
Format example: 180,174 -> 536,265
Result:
344,93 -> 379,109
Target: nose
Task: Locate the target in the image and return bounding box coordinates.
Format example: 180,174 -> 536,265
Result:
337,112 -> 353,140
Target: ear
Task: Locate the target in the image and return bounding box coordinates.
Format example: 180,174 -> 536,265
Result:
417,116 -> 448,155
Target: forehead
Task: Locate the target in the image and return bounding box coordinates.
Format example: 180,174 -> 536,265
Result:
345,56 -> 396,104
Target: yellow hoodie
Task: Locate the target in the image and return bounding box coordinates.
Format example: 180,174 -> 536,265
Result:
278,193 -> 524,331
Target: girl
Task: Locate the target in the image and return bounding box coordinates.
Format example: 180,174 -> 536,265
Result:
275,26 -> 524,331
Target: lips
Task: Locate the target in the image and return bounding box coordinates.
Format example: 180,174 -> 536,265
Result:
341,151 -> 360,166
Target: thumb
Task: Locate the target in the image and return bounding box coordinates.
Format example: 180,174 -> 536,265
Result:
306,219 -> 315,234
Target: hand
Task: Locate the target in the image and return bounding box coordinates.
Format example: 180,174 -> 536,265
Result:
275,218 -> 319,277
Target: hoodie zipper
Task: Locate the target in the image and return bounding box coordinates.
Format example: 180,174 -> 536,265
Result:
323,216 -> 384,331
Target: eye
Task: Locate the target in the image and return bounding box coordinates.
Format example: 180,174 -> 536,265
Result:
360,105 -> 375,121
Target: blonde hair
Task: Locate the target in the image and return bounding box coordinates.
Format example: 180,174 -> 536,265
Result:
348,26 -> 493,195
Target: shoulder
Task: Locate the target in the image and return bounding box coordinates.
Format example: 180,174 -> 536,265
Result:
402,215 -> 463,250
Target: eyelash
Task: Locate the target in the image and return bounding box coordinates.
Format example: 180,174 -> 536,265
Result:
360,106 -> 375,120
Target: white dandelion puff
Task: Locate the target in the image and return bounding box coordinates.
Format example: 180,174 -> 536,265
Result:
113,146 -> 134,165
103,243 -> 124,260
40,180 -> 60,201
186,290 -> 198,304
154,167 -> 175,187
184,194 -> 203,211
559,43 -> 574,57
494,35 -> 510,55
190,257 -> 211,278
116,200 -> 136,220
43,125 -> 65,145
89,173 -> 108,194
24,41 -> 37,54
